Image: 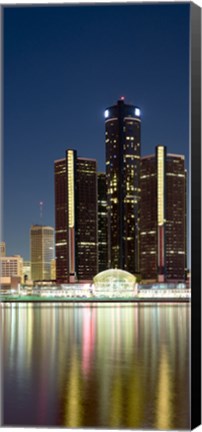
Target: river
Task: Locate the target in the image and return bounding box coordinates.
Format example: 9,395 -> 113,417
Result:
2,302 -> 190,429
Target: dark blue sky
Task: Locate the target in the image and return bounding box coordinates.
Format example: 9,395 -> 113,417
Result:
3,4 -> 190,260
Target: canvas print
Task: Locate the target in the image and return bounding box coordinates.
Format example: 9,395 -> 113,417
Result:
1,2 -> 200,430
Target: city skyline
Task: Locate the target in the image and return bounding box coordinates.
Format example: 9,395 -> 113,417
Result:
2,135 -> 187,283
3,4 -> 190,260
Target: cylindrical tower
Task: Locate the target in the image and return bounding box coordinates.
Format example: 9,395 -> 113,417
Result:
105,98 -> 141,274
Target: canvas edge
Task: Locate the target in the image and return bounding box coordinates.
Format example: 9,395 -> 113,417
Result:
190,1 -> 201,430
0,3 -> 3,428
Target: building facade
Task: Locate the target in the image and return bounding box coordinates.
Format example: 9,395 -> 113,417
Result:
30,225 -> 54,281
55,150 -> 98,283
51,259 -> 56,280
23,261 -> 31,284
140,154 -> 157,281
97,172 -> 108,272
0,255 -> 23,281
54,158 -> 69,282
105,98 -> 141,274
140,146 -> 186,282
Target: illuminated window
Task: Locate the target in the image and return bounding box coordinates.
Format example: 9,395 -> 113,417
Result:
134,108 -> 141,117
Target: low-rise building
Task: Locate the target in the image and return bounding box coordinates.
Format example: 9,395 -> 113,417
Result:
0,255 -> 23,287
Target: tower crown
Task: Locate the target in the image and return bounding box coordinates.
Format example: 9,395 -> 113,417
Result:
104,99 -> 141,119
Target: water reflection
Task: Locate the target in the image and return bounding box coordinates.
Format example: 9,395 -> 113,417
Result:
2,303 -> 190,428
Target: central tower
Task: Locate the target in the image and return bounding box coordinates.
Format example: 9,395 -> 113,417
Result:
105,98 -> 141,274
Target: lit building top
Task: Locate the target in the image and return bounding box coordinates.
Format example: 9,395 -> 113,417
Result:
104,98 -> 141,121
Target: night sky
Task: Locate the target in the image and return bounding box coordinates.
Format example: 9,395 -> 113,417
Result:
3,3 -> 190,260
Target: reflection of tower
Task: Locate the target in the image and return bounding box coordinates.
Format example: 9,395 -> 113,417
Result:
54,150 -> 98,283
64,348 -> 82,428
155,346 -> 172,429
82,307 -> 95,376
105,98 -> 141,274
140,146 -> 186,281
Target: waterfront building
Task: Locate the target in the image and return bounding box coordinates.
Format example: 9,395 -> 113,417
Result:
105,98 -> 141,274
0,255 -> 23,279
140,146 -> 186,282
0,255 -> 23,283
0,241 -> 6,257
93,268 -> 137,298
23,260 -> 31,283
30,225 -> 54,281
98,172 -> 108,272
54,150 -> 98,283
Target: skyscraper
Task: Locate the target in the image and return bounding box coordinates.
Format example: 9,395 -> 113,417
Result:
54,150 -> 98,283
30,225 -> 54,281
105,98 -> 141,274
140,146 -> 186,282
97,172 -> 108,272
139,154 -> 157,281
54,158 -> 68,282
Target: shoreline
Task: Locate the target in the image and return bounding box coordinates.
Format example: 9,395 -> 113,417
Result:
0,297 -> 190,304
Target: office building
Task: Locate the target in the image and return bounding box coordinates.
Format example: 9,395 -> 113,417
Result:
0,255 -> 23,289
30,225 -> 54,281
140,146 -> 186,282
55,150 -> 98,283
140,154 -> 157,281
54,158 -> 68,282
105,98 -> 141,274
98,172 -> 108,272
0,255 -> 23,281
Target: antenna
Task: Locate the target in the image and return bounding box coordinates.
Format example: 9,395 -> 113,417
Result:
39,201 -> 43,221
